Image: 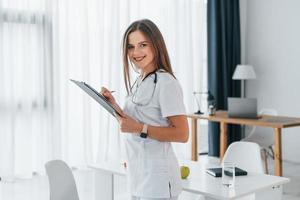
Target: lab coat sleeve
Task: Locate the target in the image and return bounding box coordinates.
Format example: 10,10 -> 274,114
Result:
159,79 -> 186,118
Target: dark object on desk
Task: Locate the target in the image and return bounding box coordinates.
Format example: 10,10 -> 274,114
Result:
70,79 -> 121,118
206,167 -> 248,177
208,105 -> 216,116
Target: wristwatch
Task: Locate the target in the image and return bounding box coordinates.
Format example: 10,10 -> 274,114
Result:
140,124 -> 148,138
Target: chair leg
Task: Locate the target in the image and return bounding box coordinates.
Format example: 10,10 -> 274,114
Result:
263,149 -> 269,174
268,145 -> 275,160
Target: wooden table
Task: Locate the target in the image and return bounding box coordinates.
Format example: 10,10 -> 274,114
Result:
187,110 -> 300,176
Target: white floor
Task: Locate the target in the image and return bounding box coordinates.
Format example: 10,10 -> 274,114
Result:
0,156 -> 299,200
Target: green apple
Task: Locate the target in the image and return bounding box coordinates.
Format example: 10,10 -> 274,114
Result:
180,165 -> 190,179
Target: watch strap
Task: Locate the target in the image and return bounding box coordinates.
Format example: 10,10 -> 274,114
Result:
140,124 -> 148,138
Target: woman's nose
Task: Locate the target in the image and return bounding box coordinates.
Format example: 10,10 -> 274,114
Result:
132,47 -> 141,55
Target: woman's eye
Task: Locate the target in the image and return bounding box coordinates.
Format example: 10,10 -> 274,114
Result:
140,43 -> 146,48
127,45 -> 134,50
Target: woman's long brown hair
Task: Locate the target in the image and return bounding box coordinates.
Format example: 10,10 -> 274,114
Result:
122,19 -> 175,95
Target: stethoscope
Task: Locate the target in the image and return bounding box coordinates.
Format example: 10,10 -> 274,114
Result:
131,70 -> 157,106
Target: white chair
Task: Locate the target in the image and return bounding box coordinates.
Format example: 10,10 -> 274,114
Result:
222,142 -> 282,200
45,160 -> 80,200
222,141 -> 264,174
242,109 -> 278,174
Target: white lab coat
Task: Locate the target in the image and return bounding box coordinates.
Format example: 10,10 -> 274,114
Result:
123,71 -> 186,198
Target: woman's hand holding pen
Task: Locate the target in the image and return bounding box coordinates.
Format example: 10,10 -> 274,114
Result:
101,87 -> 116,104
100,87 -> 125,117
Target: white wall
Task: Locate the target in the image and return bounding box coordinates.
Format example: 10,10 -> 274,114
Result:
241,0 -> 300,163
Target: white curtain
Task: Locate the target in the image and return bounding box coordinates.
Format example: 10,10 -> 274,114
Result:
0,0 -> 206,179
0,0 -> 52,179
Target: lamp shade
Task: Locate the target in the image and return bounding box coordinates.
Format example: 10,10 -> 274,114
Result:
232,65 -> 256,80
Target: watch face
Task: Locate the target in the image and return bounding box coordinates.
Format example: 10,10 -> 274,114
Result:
140,132 -> 147,138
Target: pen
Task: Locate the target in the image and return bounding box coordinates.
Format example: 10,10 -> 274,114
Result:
110,91 -> 116,93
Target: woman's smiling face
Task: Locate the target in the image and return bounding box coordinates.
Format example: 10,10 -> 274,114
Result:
127,30 -> 156,73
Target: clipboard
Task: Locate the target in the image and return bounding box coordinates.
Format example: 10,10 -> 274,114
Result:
70,79 -> 121,118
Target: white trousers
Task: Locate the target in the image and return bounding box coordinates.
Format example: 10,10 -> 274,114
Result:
131,196 -> 178,200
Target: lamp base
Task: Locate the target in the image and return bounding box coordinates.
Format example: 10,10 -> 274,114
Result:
194,110 -> 204,115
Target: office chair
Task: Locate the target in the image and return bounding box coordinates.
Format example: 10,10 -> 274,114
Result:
242,109 -> 278,174
223,142 -> 282,200
45,160 -> 80,200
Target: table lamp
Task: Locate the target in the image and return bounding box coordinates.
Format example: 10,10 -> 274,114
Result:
232,64 -> 256,98
193,91 -> 215,114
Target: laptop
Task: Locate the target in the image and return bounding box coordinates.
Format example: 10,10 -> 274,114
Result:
228,97 -> 259,119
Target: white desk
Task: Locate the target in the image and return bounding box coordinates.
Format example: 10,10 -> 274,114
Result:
89,160 -> 289,200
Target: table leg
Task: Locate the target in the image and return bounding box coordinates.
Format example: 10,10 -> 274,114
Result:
191,118 -> 198,161
274,128 -> 282,176
220,122 -> 228,161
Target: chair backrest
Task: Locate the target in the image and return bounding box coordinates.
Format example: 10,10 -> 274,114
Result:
222,142 -> 264,174
45,160 -> 80,200
244,108 -> 278,147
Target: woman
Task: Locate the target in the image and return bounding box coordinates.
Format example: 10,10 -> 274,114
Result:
101,19 -> 189,200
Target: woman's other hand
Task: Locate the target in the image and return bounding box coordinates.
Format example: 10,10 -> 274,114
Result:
116,114 -> 143,134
